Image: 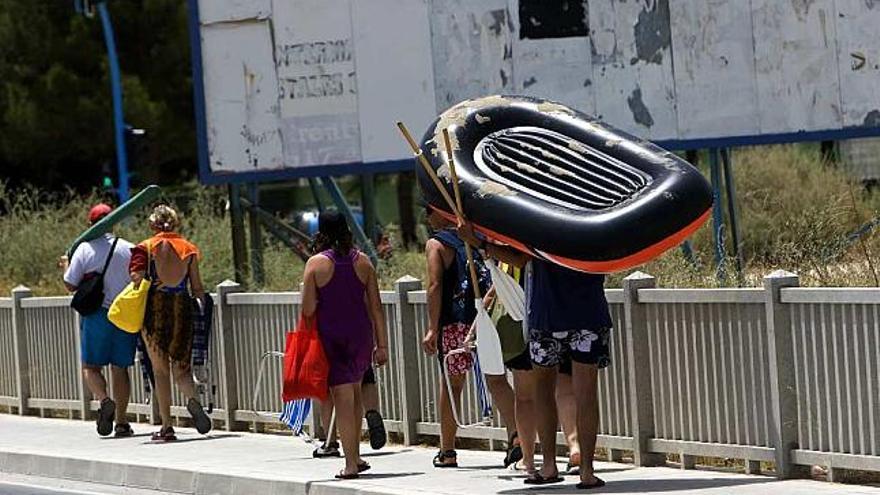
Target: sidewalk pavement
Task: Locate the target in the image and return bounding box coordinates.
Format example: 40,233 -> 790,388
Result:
1,415 -> 878,495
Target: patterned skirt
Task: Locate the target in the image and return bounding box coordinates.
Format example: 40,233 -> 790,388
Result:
144,290 -> 194,363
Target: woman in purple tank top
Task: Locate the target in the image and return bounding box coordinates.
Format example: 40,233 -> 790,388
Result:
302,210 -> 388,480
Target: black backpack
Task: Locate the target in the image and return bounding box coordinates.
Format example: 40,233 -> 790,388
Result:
70,237 -> 119,316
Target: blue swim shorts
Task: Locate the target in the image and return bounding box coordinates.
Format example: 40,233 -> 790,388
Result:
80,308 -> 137,368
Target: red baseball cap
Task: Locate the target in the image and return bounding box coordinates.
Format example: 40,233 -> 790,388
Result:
88,203 -> 112,224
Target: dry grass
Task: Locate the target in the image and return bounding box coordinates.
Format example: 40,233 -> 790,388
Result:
1,145 -> 879,295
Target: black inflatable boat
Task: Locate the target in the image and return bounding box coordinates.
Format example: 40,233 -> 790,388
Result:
417,95 -> 712,273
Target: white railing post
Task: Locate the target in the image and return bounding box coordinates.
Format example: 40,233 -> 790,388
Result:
74,312 -> 90,421
763,270 -> 801,478
11,286 -> 32,416
216,280 -> 246,431
394,276 -> 423,446
623,272 -> 665,466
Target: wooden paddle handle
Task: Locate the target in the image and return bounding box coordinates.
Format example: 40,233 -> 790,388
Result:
396,121 -> 460,217
442,128 -> 483,301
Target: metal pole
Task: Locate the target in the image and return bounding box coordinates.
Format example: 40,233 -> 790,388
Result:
679,240 -> 698,269
228,184 -> 248,284
308,178 -> 325,213
319,177 -> 379,266
361,174 -> 377,244
247,184 -> 265,286
721,148 -> 744,285
96,1 -> 129,202
709,148 -> 726,283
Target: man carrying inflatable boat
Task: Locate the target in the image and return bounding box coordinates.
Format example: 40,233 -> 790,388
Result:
399,94 -> 713,489
458,222 -> 611,489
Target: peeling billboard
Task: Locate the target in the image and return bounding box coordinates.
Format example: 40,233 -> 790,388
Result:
190,0 -> 880,183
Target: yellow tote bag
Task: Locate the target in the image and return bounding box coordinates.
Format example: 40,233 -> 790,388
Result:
108,278 -> 150,333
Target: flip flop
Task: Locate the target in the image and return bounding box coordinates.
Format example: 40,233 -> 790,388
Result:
187,397 -> 212,435
523,472 -> 563,485
335,471 -> 359,480
96,398 -> 115,437
365,409 -> 387,450
576,477 -> 606,490
358,461 -> 371,473
503,432 -> 523,468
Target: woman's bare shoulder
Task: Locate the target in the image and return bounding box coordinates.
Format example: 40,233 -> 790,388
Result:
306,253 -> 334,270
353,251 -> 375,281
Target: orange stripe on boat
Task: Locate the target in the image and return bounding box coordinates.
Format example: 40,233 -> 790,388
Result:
432,206 -> 711,274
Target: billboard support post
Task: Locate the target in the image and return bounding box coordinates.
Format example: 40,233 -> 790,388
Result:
709,149 -> 726,284
320,177 -> 379,266
309,178 -> 326,214
721,149 -> 744,285
361,174 -> 377,244
228,184 -> 248,285
247,183 -> 265,286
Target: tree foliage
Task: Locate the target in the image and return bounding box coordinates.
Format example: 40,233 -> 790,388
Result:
0,0 -> 195,192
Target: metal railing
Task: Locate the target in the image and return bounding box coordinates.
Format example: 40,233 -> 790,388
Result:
1,271 -> 879,480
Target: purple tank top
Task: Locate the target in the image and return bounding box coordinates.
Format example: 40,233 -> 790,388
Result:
316,249 -> 374,386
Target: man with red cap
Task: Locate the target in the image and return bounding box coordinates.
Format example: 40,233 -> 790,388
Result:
61,204 -> 136,437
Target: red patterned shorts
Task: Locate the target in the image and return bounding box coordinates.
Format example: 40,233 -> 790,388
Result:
439,322 -> 473,376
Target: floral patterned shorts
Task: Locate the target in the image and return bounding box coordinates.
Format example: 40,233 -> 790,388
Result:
528,327 -> 612,369
439,322 -> 474,376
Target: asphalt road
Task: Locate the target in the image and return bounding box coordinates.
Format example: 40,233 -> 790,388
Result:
0,483 -> 94,495
0,474 -> 169,495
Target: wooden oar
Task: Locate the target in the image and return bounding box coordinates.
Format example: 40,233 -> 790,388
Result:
395,121 -> 460,218
442,128 -> 482,300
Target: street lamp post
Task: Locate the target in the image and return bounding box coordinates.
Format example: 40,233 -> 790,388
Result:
76,0 -> 130,202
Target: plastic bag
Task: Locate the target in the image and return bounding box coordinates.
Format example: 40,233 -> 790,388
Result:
282,314 -> 329,402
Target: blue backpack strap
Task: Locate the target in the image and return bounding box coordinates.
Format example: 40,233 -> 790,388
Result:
433,229 -> 493,296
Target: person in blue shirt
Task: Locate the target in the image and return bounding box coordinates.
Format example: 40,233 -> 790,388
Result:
458,223 -> 611,490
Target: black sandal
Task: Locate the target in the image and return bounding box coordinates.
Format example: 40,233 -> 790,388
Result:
114,423 -> 134,438
96,398 -> 115,437
313,441 -> 341,458
187,397 -> 212,435
335,470 -> 359,480
576,476 -> 606,490
523,472 -> 563,485
151,426 -> 177,443
365,409 -> 386,450
433,449 -> 458,468
503,432 -> 523,468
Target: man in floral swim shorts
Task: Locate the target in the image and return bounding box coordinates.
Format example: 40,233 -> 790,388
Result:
523,258 -> 611,488
423,207 -> 489,469
458,224 -> 612,490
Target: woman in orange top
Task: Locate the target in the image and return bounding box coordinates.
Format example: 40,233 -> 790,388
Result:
130,205 -> 210,442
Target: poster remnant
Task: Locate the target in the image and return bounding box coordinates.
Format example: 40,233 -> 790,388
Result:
193,0 -> 880,182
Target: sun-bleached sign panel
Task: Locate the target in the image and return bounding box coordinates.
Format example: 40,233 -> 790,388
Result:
189,0 -> 880,183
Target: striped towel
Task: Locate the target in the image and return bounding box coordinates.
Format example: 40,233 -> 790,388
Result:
280,398 -> 311,436
473,353 -> 493,419
192,294 -> 214,367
